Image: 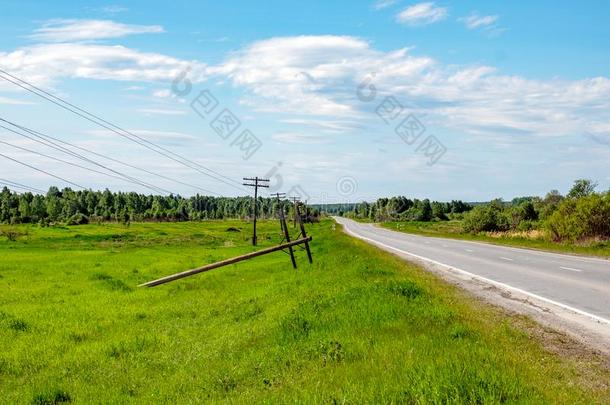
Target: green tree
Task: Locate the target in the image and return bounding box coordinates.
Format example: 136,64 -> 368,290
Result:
567,179 -> 597,199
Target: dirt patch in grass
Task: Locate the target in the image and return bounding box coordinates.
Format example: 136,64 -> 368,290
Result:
512,314 -> 610,382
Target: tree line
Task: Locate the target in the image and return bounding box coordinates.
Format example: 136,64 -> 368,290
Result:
0,187 -> 319,225
341,198 -> 473,222
339,179 -> 610,242
462,180 -> 610,241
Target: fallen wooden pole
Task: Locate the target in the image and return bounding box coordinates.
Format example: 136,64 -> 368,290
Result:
139,236 -> 313,288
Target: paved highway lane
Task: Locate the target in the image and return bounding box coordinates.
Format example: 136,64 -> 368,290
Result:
334,217 -> 610,323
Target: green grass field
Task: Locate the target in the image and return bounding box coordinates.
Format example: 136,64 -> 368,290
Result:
381,220 -> 610,258
1,220 -> 608,403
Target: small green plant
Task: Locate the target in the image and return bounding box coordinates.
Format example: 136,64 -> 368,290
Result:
9,319 -> 29,332
217,374 -> 237,393
386,280 -> 423,299
280,310 -> 313,341
318,340 -> 344,365
32,388 -> 71,404
0,227 -> 26,241
65,214 -> 89,226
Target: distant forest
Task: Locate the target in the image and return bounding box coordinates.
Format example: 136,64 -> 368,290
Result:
0,187 -> 320,225
340,180 -> 610,242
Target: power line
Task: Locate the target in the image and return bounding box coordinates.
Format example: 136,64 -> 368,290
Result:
0,182 -> 34,193
0,119 -> 172,194
0,68 -> 246,193
0,152 -> 86,190
0,137 -> 176,195
0,118 -> 218,196
0,122 -> 171,195
0,178 -> 46,194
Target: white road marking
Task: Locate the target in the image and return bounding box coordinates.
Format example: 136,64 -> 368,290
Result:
560,266 -> 583,273
442,244 -> 449,248
499,256 -> 514,261
465,249 -> 474,253
339,221 -> 610,326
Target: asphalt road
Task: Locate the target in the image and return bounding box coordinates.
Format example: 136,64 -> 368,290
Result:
334,217 -> 610,324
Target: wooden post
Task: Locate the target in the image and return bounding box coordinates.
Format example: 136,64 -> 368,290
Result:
295,202 -> 313,263
290,196 -> 300,228
243,177 -> 269,246
139,237 -> 312,287
272,193 -> 297,269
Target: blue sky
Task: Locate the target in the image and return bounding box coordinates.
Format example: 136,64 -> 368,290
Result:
0,0 -> 609,202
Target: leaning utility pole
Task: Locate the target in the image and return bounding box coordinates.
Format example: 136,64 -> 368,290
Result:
290,196 -> 300,228
271,192 -> 297,268
243,177 -> 270,246
294,201 -> 313,264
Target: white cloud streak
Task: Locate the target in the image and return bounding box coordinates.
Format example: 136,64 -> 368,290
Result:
396,2 -> 448,26
137,108 -> 187,116
272,132 -> 331,144
0,43 -> 207,87
0,95 -> 35,105
373,0 -> 399,10
29,19 -> 164,42
460,13 -> 499,30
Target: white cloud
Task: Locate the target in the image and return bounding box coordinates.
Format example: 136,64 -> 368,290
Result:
137,108 -> 187,116
281,118 -> 362,133
272,132 -> 331,144
210,35 -> 610,140
152,89 -> 172,98
396,2 -> 448,26
211,35 -> 434,117
460,13 -> 499,30
29,19 -> 163,42
196,36 -> 230,43
87,129 -> 196,141
0,95 -> 35,105
374,0 -> 399,10
0,43 -> 207,86
98,5 -> 129,14
3,21 -> 609,154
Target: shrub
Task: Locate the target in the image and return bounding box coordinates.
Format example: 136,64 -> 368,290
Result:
516,220 -> 537,232
32,388 -> 71,404
546,194 -> 610,241
65,214 -> 89,226
463,204 -> 509,233
0,227 -> 27,241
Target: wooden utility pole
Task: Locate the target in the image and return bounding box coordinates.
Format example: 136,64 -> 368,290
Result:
139,236 -> 312,287
294,202 -> 313,264
271,192 -> 297,269
271,192 -> 287,234
290,196 -> 300,228
243,177 -> 269,246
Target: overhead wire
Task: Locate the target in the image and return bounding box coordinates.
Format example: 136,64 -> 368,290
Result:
0,152 -> 87,190
0,137 -> 176,195
0,122 -> 173,195
0,178 -> 45,194
0,68 -> 246,194
0,118 -> 219,196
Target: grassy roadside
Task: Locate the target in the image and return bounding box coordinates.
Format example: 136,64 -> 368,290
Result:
0,220 -> 608,403
379,220 -> 610,259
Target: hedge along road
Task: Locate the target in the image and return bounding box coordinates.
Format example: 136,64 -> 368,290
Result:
334,217 -> 610,328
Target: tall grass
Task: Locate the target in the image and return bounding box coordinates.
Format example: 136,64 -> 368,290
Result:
0,220 -> 607,402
